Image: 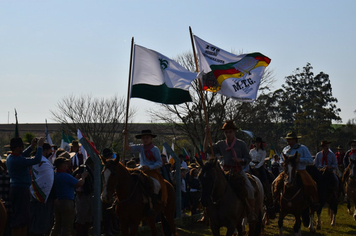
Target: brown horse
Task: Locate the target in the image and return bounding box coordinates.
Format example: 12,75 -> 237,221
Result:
276,152 -> 315,236
100,157 -> 176,236
199,158 -> 264,236
343,159 -> 356,220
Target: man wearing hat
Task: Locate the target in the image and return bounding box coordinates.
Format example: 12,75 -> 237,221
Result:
70,140 -> 85,171
203,120 -> 256,222
51,156 -> 88,236
272,132 -> 319,208
314,141 -> 337,171
6,137 -> 45,236
124,129 -> 167,208
343,140 -> 356,169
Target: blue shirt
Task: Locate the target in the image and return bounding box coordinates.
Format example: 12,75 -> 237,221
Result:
281,143 -> 313,170
54,172 -> 79,200
314,150 -> 337,170
6,146 -> 43,187
130,144 -> 162,170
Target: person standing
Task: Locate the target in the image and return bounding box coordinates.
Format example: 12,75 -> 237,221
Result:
70,140 -> 84,171
50,157 -> 87,236
29,142 -> 55,236
6,137 -> 44,236
335,145 -> 346,177
203,120 -> 256,222
272,132 -> 318,207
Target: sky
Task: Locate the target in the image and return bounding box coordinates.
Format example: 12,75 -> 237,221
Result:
1,0 -> 355,125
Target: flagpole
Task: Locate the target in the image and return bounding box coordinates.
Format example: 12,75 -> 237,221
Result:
189,27 -> 215,157
123,37 -> 134,162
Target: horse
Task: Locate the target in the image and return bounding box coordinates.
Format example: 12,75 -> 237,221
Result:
100,157 -> 176,236
248,165 -> 276,225
198,158 -> 264,236
276,152 -> 315,236
307,165 -> 341,228
343,159 -> 356,220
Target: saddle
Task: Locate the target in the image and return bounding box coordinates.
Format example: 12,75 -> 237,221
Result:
225,171 -> 247,201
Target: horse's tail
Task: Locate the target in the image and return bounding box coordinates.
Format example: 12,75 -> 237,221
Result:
160,212 -> 172,236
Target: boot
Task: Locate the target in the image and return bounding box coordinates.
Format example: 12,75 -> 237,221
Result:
247,198 -> 258,223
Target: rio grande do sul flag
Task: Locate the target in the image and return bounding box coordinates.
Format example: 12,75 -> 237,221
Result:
193,35 -> 271,102
131,44 -> 198,104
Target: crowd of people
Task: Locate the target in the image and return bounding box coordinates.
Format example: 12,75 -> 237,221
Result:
1,122 -> 356,236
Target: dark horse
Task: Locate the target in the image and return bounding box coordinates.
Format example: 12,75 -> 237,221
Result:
343,159 -> 356,220
199,158 -> 264,236
0,200 -> 6,236
276,152 -> 315,236
101,157 -> 176,236
307,165 -> 341,228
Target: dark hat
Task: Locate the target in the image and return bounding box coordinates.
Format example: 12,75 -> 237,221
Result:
221,120 -> 238,130
254,137 -> 264,143
285,131 -> 301,139
102,148 -> 113,158
70,140 -> 80,147
53,156 -> 70,167
348,140 -> 356,146
135,130 -> 157,139
320,140 -> 331,147
337,145 -> 344,150
10,137 -> 24,149
42,143 -> 52,150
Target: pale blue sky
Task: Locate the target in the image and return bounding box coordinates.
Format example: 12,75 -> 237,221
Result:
1,0 -> 355,124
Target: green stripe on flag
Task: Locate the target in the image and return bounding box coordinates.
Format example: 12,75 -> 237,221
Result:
131,83 -> 192,105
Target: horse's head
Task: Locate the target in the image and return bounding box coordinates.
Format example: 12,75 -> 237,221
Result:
198,158 -> 220,207
283,152 -> 299,185
101,157 -> 120,203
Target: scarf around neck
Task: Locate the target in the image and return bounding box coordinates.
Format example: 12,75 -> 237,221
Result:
322,150 -> 329,166
225,137 -> 241,171
144,143 -> 156,161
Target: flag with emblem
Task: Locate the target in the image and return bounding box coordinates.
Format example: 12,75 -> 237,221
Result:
130,44 -> 198,104
194,35 -> 271,102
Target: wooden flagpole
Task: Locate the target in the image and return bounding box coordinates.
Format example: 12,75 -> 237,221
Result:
123,37 -> 134,162
189,27 -> 215,157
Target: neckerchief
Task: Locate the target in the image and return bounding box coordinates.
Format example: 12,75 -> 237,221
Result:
349,149 -> 356,156
322,150 -> 329,165
225,137 -> 241,172
144,143 -> 156,161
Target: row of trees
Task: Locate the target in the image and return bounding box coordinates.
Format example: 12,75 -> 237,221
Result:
47,53 -> 353,158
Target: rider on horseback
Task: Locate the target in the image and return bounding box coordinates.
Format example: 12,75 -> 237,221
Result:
124,129 -> 167,210
342,140 -> 356,180
204,120 -> 257,222
249,137 -> 270,192
314,140 -> 339,198
272,132 -> 319,208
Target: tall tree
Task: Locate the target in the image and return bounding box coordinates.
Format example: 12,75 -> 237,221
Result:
280,63 -> 341,153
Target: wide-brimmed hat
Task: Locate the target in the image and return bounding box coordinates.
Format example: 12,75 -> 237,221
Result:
221,120 -> 238,130
58,151 -> 75,159
337,145 -> 344,150
320,140 -> 331,147
70,140 -> 81,147
10,137 -> 24,149
135,130 -> 157,139
348,140 -> 356,146
54,156 -> 70,167
285,131 -> 302,139
102,148 -> 113,158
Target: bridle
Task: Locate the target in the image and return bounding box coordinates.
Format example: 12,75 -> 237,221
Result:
203,167 -> 228,205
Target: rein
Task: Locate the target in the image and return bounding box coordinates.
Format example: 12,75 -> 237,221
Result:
281,188 -> 301,203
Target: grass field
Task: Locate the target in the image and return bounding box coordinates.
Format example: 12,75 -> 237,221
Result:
172,203 -> 356,236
